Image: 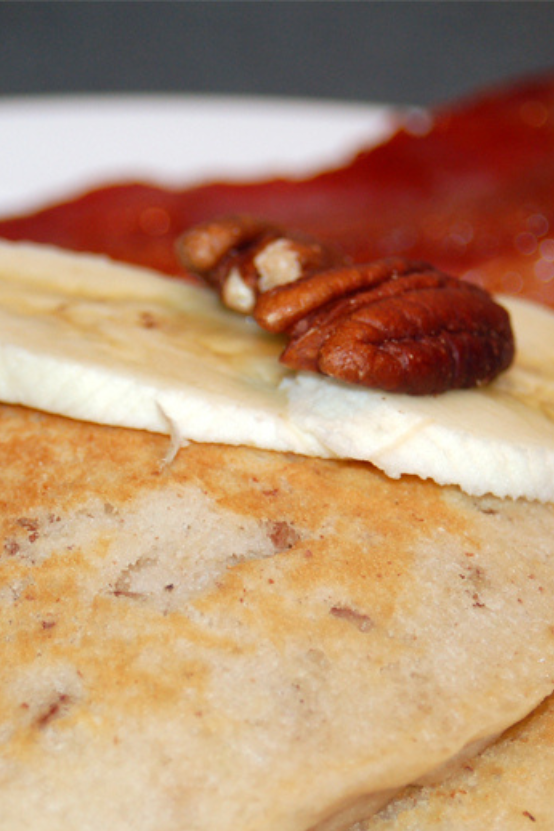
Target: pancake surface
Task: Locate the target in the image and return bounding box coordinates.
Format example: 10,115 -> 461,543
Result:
2,404 -> 554,830
365,694 -> 554,830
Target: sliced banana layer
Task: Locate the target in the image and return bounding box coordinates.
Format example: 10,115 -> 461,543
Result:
0,240 -> 553,502
0,241 -> 327,457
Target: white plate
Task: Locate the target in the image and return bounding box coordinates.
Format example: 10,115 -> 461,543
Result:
0,94 -> 392,216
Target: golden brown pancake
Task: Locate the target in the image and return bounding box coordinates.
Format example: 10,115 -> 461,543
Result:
2,403 -> 554,830
365,694 -> 554,830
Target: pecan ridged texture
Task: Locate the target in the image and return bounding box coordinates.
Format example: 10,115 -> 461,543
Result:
177,214 -> 344,315
177,215 -> 515,395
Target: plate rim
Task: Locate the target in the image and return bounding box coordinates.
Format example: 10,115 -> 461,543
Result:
0,93 -> 394,216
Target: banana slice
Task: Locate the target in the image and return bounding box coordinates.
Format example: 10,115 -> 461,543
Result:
0,240 -> 553,502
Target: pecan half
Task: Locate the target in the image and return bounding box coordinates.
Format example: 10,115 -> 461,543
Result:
177,216 -> 515,395
278,263 -> 514,394
177,214 -> 344,314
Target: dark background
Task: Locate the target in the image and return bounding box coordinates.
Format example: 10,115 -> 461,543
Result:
1,1 -> 554,108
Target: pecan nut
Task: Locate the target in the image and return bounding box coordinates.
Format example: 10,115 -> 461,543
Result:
176,214 -> 344,314
278,265 -> 514,394
178,216 -> 515,395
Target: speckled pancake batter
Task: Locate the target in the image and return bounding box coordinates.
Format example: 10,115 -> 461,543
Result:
2,403 -> 554,830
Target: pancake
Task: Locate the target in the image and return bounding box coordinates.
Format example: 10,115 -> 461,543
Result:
3,403 -> 554,830
365,694 -> 554,829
